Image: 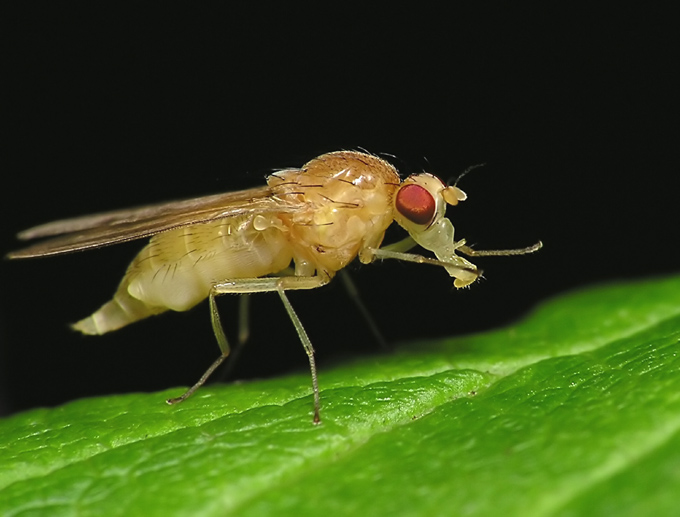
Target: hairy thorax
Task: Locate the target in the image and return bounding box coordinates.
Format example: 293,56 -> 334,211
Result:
268,151 -> 400,275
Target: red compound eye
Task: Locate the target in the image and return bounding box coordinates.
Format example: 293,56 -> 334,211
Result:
395,184 -> 436,225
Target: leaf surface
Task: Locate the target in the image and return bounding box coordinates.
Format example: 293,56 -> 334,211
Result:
2,275 -> 680,516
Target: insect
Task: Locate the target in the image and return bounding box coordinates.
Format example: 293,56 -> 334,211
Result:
8,150 -> 541,423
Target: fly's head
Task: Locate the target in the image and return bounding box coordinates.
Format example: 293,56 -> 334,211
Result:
393,174 -> 479,288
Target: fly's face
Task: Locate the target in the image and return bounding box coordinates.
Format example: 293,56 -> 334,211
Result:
393,173 -> 466,230
393,174 -> 479,287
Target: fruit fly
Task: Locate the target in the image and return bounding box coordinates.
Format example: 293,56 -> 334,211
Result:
8,151 -> 541,423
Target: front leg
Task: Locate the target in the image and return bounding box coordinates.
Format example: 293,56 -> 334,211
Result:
458,241 -> 543,257
360,244 -> 480,288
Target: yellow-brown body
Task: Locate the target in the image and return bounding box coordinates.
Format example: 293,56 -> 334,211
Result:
73,152 -> 401,334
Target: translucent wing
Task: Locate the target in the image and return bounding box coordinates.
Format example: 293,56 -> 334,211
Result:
8,183 -> 299,259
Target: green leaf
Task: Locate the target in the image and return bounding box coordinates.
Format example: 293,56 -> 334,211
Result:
2,275 -> 680,516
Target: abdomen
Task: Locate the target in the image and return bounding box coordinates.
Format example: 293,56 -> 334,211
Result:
72,215 -> 293,335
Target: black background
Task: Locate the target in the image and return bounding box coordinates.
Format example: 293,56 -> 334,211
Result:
1,6 -> 677,416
